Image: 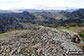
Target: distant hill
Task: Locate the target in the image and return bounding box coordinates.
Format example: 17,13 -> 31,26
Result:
33,9 -> 84,25
62,9 -> 84,25
17,9 -> 63,13
71,9 -> 84,19
0,9 -> 78,13
0,11 -> 37,33
0,10 -> 13,13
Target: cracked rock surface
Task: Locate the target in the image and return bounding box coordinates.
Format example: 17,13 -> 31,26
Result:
0,26 -> 82,56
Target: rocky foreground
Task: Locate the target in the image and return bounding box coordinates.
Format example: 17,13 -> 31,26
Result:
0,26 -> 83,56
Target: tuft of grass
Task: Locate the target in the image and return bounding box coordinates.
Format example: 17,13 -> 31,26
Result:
79,32 -> 84,38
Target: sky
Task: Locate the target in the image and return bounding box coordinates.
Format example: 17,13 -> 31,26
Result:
0,0 -> 84,10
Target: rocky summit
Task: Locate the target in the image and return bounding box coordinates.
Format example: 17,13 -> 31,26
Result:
0,26 -> 82,56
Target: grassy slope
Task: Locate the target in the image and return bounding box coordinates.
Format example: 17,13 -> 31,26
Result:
58,26 -> 81,31
58,26 -> 84,38
0,30 -> 20,36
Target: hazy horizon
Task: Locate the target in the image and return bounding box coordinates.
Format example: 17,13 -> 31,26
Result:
0,0 -> 84,10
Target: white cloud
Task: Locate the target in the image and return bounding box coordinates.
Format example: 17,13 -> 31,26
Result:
0,0 -> 84,10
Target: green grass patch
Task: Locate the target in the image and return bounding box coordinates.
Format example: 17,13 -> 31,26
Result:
79,32 -> 84,38
0,29 -> 20,36
58,26 -> 81,31
0,32 -> 10,36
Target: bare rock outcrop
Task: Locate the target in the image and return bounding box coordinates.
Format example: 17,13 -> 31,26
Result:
0,26 -> 82,56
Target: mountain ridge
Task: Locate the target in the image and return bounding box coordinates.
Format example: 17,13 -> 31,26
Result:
0,9 -> 84,33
